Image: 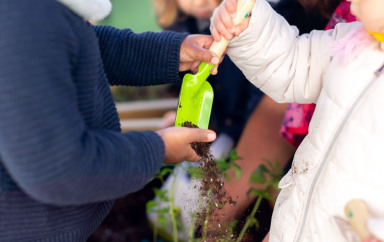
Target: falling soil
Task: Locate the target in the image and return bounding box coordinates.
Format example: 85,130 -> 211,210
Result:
182,121 -> 236,240
88,121 -> 273,242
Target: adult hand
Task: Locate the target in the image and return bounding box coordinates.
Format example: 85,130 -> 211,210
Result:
179,34 -> 224,75
156,127 -> 216,164
210,0 -> 250,42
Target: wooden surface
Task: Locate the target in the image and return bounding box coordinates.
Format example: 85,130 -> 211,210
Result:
116,98 -> 178,131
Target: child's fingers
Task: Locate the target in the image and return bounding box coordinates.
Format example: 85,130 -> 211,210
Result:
218,8 -> 234,39
210,25 -> 221,42
362,237 -> 380,242
187,151 -> 201,162
226,0 -> 237,18
193,46 -> 217,66
215,12 -> 233,40
210,48 -> 225,75
219,5 -> 235,34
235,17 -> 250,36
184,128 -> 216,162
189,128 -> 217,143
190,61 -> 200,74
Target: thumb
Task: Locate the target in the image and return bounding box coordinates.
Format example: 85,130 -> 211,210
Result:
190,45 -> 218,65
189,128 -> 217,143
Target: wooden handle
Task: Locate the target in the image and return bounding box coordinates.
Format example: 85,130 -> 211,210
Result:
345,200 -> 372,240
209,0 -> 256,57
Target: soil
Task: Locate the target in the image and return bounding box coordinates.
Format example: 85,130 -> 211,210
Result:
86,180 -> 160,242
182,121 -> 236,240
87,184 -> 272,242
87,120 -> 273,242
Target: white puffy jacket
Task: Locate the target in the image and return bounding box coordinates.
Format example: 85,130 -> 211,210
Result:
227,0 -> 384,241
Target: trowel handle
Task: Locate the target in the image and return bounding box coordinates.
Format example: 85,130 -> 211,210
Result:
209,0 -> 256,58
345,200 -> 372,240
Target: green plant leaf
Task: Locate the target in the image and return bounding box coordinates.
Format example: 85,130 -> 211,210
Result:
248,188 -> 265,197
158,214 -> 168,230
248,217 -> 257,227
229,149 -> 242,162
153,188 -> 169,201
224,172 -> 230,181
173,206 -> 181,216
146,200 -> 157,213
155,208 -> 169,214
249,165 -> 268,184
159,167 -> 174,177
153,165 -> 176,183
232,163 -> 242,181
254,218 -> 260,229
216,160 -> 230,173
268,179 -> 280,190
260,159 -> 281,176
187,166 -> 203,179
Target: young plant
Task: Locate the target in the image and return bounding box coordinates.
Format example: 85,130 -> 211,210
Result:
187,149 -> 243,241
146,165 -> 183,242
147,150 -> 283,242
236,159 -> 283,242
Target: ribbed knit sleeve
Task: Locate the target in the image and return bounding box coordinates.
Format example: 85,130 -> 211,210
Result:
0,0 -> 165,205
94,25 -> 188,86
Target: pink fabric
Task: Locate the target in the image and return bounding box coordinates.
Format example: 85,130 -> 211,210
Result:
330,26 -> 375,65
280,1 -> 357,147
325,1 -> 356,31
280,103 -> 316,147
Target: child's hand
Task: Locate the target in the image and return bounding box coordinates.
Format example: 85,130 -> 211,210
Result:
180,34 -> 223,75
156,127 -> 216,164
210,0 -> 251,42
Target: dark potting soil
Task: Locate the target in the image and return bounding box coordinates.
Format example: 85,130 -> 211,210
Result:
183,121 -> 272,241
87,186 -> 271,242
86,180 -> 160,242
87,121 -> 273,242
183,121 -> 237,240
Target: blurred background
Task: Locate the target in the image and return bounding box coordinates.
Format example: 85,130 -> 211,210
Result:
101,0 -> 175,103
99,0 -> 161,32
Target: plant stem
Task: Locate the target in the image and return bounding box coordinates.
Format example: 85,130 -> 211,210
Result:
235,195 -> 263,242
202,190 -> 212,242
153,225 -> 158,242
169,172 -> 179,242
189,195 -> 204,242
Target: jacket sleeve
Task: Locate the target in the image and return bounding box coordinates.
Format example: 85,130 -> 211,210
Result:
93,25 -> 188,86
227,0 -> 357,104
0,1 -> 164,206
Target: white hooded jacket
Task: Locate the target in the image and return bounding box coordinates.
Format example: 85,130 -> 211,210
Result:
227,0 -> 384,241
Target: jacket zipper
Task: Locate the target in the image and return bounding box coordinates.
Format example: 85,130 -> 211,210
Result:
295,63 -> 384,241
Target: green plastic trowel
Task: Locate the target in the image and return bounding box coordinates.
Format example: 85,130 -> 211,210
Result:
174,0 -> 256,129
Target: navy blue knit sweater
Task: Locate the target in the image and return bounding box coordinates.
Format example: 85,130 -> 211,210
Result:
0,0 -> 187,241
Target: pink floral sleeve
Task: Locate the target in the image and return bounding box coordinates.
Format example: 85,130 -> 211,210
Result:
280,1 -> 356,147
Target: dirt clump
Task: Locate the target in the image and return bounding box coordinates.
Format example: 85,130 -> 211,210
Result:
182,121 -> 236,240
